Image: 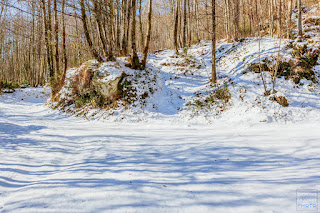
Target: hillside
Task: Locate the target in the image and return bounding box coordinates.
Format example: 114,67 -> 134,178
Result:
49,36 -> 320,125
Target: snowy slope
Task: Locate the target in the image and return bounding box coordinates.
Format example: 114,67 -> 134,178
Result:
1,88 -> 320,212
50,38 -> 320,125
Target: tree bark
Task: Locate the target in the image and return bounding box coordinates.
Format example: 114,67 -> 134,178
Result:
40,0 -> 54,94
212,0 -> 216,83
142,0 -> 152,68
129,0 -> 141,69
174,0 -> 180,54
183,0 -> 187,52
297,0 -> 302,40
80,0 -> 103,62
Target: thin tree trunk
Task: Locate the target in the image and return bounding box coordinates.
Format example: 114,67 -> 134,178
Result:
61,0 -> 67,85
174,0 -> 180,54
129,0 -> 141,69
212,0 -> 216,83
287,0 -> 293,39
233,0 -> 239,41
107,0 -> 115,60
142,0 -> 152,68
297,0 -> 302,40
182,0 -> 187,52
53,0 -> 60,80
139,0 -> 144,49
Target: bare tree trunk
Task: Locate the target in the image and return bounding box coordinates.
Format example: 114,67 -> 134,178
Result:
40,0 -> 54,96
80,0 -> 103,62
233,0 -> 239,41
224,0 -> 231,42
139,0 -> 144,49
297,0 -> 302,40
107,0 -> 115,61
194,0 -> 200,43
212,0 -> 216,83
277,0 -> 281,38
142,0 -> 152,68
53,0 -> 59,81
269,0 -> 274,37
287,0 -> 293,39
183,0 -> 187,52
174,0 -> 180,54
129,0 -> 141,69
93,1 -> 108,58
61,0 -> 67,84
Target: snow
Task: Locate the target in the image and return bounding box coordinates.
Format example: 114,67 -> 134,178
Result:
60,37 -> 320,125
1,88 -> 320,212
1,5 -> 320,211
98,62 -> 124,82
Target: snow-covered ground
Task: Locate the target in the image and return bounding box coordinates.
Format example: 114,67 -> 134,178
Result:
1,5 -> 320,211
1,88 -> 320,213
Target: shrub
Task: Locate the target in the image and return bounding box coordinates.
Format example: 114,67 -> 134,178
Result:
248,43 -> 319,84
214,86 -> 231,103
269,96 -> 289,107
304,17 -> 320,25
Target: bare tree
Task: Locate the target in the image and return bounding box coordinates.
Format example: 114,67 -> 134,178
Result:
297,0 -> 303,41
142,0 -> 153,68
129,0 -> 142,69
174,0 -> 180,54
212,0 -> 216,83
80,0 -> 103,62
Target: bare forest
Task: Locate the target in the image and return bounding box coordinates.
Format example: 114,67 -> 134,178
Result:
0,0 -> 318,89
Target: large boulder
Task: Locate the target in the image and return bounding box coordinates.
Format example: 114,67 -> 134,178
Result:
92,72 -> 125,103
55,60 -> 127,109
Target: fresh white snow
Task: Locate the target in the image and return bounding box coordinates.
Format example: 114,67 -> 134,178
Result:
0,87 -> 320,213
2,8 -> 320,210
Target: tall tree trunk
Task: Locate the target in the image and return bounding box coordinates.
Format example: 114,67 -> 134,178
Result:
174,0 -> 180,54
129,0 -> 141,69
93,0 -> 109,58
194,0 -> 200,43
270,0 -> 274,37
224,0 -> 231,42
139,0 -> 144,49
142,0 -> 152,68
53,0 -> 60,80
182,0 -> 187,52
107,0 -> 115,61
277,0 -> 281,38
233,0 -> 239,41
297,0 -> 302,40
287,0 -> 293,39
80,0 -> 103,62
61,0 -> 67,85
40,0 -> 54,96
121,0 -> 128,56
212,0 -> 216,83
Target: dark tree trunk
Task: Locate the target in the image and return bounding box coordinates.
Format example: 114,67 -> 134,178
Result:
212,0 -> 216,83
142,0 -> 152,68
80,0 -> 103,62
129,0 -> 141,69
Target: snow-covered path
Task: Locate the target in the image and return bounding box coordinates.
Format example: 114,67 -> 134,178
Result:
1,88 -> 320,212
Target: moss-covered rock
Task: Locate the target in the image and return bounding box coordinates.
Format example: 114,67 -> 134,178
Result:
54,60 -> 130,109
92,73 -> 125,103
